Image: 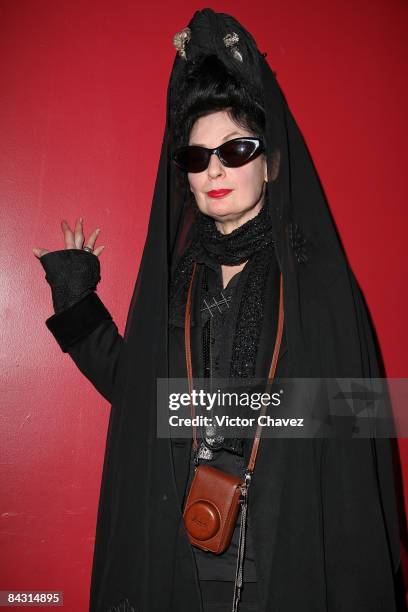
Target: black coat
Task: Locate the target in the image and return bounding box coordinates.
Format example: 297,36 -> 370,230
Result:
44,253 -> 403,611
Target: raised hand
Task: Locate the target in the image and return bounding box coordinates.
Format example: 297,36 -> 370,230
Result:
32,217 -> 105,259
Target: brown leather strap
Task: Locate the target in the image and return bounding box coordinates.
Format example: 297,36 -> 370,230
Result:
184,263 -> 284,469
184,262 -> 199,449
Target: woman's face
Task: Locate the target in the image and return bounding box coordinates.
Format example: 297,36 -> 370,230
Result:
188,110 -> 267,233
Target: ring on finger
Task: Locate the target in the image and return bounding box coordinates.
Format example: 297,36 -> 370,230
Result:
83,245 -> 94,253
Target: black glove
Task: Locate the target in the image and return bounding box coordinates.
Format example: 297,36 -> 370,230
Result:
39,249 -> 101,314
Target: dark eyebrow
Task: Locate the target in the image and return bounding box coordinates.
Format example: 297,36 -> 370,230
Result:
189,131 -> 244,147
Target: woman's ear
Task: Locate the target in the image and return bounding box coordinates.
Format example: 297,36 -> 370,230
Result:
268,149 -> 281,182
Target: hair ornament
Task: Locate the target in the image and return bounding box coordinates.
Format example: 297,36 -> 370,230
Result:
223,32 -> 243,62
172,27 -> 191,60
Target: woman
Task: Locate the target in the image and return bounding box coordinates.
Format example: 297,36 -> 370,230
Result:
33,9 -> 403,612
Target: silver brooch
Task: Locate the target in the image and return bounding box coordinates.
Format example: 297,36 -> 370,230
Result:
223,32 -> 243,62
172,27 -> 191,60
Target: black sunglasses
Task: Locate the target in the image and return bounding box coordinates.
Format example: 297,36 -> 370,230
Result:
172,137 -> 265,173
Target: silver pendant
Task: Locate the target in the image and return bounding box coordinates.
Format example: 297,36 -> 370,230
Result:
197,442 -> 214,460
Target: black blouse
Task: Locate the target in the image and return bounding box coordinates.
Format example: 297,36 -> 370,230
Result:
181,256 -> 258,583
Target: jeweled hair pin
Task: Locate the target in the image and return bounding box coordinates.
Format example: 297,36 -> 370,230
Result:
223,32 -> 243,62
172,27 -> 191,60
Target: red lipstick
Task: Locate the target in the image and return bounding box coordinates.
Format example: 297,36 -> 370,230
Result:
207,189 -> 233,198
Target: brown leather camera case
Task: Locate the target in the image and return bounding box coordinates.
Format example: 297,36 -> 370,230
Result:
183,464 -> 244,554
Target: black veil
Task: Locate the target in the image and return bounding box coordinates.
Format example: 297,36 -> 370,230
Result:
88,8 -> 402,610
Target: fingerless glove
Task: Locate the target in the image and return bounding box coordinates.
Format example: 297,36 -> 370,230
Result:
39,248 -> 114,352
39,248 -> 101,314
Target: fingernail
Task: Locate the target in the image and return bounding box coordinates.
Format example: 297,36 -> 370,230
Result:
96,228 -> 100,233
80,217 -> 83,223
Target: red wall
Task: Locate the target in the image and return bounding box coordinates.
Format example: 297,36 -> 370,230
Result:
1,1 -> 407,609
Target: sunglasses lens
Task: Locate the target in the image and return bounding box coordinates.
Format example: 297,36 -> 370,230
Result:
173,146 -> 207,172
220,140 -> 259,166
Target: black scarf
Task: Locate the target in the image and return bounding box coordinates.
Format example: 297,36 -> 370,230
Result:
195,197 -> 274,265
169,202 -> 276,460
169,201 -> 275,376
170,202 -> 276,380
